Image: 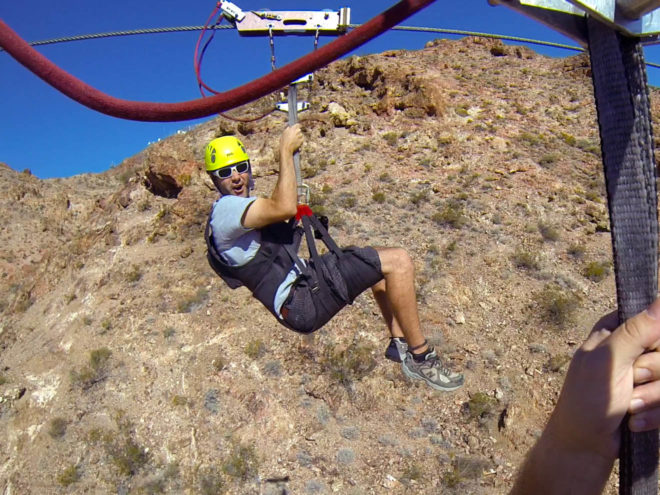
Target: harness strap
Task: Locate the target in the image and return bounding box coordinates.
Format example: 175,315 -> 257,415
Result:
588,17 -> 659,495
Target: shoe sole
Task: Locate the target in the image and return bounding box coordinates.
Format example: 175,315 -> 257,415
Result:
401,363 -> 464,392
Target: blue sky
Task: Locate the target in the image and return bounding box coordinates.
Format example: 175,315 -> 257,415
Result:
2,0 -> 660,178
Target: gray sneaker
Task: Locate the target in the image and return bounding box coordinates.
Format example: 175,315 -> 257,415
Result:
385,338 -> 408,363
401,349 -> 464,391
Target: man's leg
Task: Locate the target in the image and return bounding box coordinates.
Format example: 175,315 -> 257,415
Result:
372,247 -> 464,391
372,247 -> 428,354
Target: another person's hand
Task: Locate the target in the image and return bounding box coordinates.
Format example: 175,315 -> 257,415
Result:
280,123 -> 304,156
548,299 -> 660,461
512,298 -> 660,494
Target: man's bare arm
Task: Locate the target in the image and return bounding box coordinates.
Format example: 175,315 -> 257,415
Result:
243,124 -> 303,229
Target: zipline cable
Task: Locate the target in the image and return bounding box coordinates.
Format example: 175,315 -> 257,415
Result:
4,22 -> 660,71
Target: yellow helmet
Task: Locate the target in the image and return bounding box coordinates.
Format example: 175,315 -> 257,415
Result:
205,136 -> 249,172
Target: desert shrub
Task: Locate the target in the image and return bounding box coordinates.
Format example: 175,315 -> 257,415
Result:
212,356 -> 227,372
444,240 -> 458,258
560,132 -> 577,146
324,343 -> 376,387
48,417 -> 68,439
126,265 -> 143,283
110,438 -> 149,476
437,134 -> 454,146
538,153 -> 559,167
432,200 -> 466,228
90,347 -> 111,371
302,165 -> 319,179
409,190 -> 429,206
401,463 -> 424,483
443,456 -> 489,488
199,467 -> 225,495
57,465 -> 80,487
372,191 -> 386,203
535,284 -> 580,328
337,192 -> 357,208
511,249 -> 540,271
464,392 -> 496,422
418,157 -> 434,168
71,347 -> 112,389
538,222 -> 560,242
245,339 -> 266,359
382,131 -> 399,146
567,243 -> 586,259
263,360 -> 282,377
583,260 -> 610,282
222,444 -> 259,481
455,106 -> 469,117
177,288 -> 209,313
519,131 -> 542,146
547,353 -> 571,372
309,191 -> 326,208
576,138 -> 601,156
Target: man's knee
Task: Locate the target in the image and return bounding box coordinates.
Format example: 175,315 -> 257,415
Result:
378,247 -> 414,276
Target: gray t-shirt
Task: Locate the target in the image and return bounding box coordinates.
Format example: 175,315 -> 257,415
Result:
209,195 -> 302,318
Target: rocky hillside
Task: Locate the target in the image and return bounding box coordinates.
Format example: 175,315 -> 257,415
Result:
1,36 -> 656,494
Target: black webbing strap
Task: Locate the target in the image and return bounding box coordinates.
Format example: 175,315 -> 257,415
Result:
305,212 -> 342,256
587,17 -> 659,495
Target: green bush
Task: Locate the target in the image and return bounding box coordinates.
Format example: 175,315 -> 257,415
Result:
126,265 -> 143,283
110,438 -> 149,476
547,353 -> 571,372
325,343 -> 376,387
538,222 -> 560,242
70,347 -> 112,389
382,132 -> 399,146
177,288 -> 209,313
199,467 -> 225,495
409,190 -> 429,206
222,444 -> 259,481
245,339 -> 266,359
511,249 -> 540,271
432,200 -> 466,228
57,465 -> 80,487
464,392 -> 496,422
538,153 -> 559,167
90,348 -> 111,371
48,417 -> 68,439
583,261 -> 610,282
567,244 -> 586,259
535,284 -> 580,328
337,192 -> 357,209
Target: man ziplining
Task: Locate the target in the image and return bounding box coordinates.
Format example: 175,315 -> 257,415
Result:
203,124 -> 464,391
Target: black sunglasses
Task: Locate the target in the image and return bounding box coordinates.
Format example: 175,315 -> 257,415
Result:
212,161 -> 249,179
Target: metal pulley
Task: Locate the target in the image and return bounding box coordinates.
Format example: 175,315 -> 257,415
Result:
278,73 -> 313,205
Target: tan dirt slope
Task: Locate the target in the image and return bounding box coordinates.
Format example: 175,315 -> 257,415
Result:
1,36 -> 658,493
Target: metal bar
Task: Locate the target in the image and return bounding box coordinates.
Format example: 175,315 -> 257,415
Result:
235,9 -> 350,36
617,0 -> 660,18
287,84 -> 302,188
490,0 -> 589,45
587,16 -> 659,495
